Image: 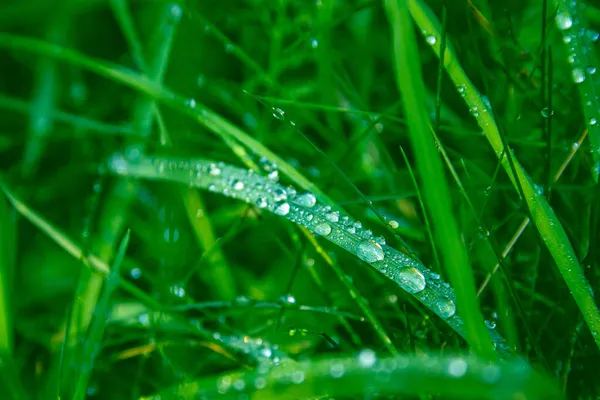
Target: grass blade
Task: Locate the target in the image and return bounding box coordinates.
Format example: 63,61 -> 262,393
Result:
384,0 -> 495,360
407,0 -> 600,351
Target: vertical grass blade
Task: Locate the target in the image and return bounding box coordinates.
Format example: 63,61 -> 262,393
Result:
384,0 -> 495,360
0,193 -> 15,355
407,0 -> 600,351
72,231 -> 130,400
553,0 -> 600,181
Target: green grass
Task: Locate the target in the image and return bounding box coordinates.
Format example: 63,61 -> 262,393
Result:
1,0 -> 599,398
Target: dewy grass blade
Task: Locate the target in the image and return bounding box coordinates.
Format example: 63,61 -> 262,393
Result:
384,0 -> 495,360
146,352 -> 559,400
106,152 -> 514,357
553,0 -> 600,182
407,0 -> 600,350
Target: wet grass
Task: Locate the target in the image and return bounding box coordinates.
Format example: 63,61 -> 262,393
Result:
0,0 -> 599,399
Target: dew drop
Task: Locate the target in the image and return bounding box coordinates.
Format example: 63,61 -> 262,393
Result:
314,222 -> 332,236
590,118 -> 598,126
311,38 -> 319,48
274,202 -> 290,216
170,284 -> 186,298
255,197 -> 268,208
272,188 -> 287,202
325,211 -> 339,223
329,362 -> 345,378
272,107 -> 285,120
572,68 -> 586,83
587,29 -> 600,42
356,240 -> 385,263
434,297 -> 456,319
555,11 -> 573,30
447,358 -> 468,378
358,349 -> 376,368
388,220 -> 399,229
485,319 -> 497,330
540,107 -> 554,118
587,66 -> 597,75
425,35 -> 437,45
294,192 -> 316,207
130,267 -> 142,279
232,179 -> 245,191
396,267 -> 426,294
208,163 -> 221,176
186,98 -> 197,109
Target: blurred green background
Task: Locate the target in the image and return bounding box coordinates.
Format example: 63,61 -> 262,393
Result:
1,0 -> 599,398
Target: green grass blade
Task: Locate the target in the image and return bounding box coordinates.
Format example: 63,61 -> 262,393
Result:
146,352 -> 559,400
553,0 -> 600,181
106,152 -> 514,356
407,0 -> 600,351
384,0 -> 495,360
72,230 -> 130,400
0,193 -> 15,355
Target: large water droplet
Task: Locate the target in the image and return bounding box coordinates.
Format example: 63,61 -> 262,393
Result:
555,11 -> 573,30
274,202 -> 290,216
396,267 -> 426,294
434,297 -> 456,318
447,358 -> 468,378
294,192 -> 316,207
356,240 -> 385,263
314,222 -> 332,236
231,179 -> 244,191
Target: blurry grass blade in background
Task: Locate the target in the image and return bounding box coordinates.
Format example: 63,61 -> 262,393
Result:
72,230 -> 130,400
0,193 -> 16,355
407,0 -> 600,351
147,352 -> 559,400
384,0 -> 495,360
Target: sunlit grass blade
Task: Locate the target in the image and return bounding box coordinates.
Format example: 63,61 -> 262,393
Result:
407,0 -> 600,350
384,0 -> 495,360
145,351 -> 559,400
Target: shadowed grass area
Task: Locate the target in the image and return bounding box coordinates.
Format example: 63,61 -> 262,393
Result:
0,0 -> 599,398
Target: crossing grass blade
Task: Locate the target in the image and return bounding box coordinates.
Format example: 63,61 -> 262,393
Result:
406,0 -> 600,351
384,0 -> 496,360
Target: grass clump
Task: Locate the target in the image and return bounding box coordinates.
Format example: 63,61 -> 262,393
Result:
0,0 -> 599,398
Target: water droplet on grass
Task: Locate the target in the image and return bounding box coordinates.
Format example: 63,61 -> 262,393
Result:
274,202 -> 290,215
572,68 -> 586,83
311,38 -> 319,48
186,98 -> 197,108
329,362 -> 345,378
556,11 -> 573,30
255,197 -> 268,208
231,179 -> 244,191
294,192 -> 316,207
358,349 -> 376,367
388,220 -> 399,229
434,297 -> 456,318
541,107 -> 554,118
396,267 -> 426,294
314,222 -> 332,236
590,118 -> 598,126
447,358 -> 468,377
272,107 -> 285,120
425,35 -> 437,45
356,240 -> 384,263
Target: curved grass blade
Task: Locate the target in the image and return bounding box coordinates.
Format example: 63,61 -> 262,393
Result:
106,152 -> 514,357
407,0 -> 600,350
0,193 -> 15,355
384,0 -> 495,360
145,351 -> 559,400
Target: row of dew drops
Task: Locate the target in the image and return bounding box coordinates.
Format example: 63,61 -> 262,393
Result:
152,114 -> 508,332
